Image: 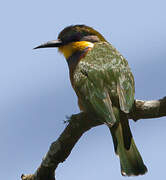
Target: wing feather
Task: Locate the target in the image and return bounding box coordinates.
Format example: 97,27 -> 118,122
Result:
73,42 -> 135,123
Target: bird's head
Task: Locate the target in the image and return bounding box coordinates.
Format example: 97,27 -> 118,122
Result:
34,25 -> 106,59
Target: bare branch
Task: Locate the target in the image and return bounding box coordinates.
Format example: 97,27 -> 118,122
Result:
21,97 -> 166,180
129,97 -> 166,120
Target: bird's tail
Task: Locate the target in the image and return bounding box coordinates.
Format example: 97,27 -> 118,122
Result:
109,113 -> 147,176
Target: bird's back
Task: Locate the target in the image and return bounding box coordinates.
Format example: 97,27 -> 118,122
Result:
73,42 -> 135,119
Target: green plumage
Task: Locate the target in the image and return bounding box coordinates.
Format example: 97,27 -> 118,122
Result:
34,24 -> 147,176
73,42 -> 147,176
74,42 -> 134,124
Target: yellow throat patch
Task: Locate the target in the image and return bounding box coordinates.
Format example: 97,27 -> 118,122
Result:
58,41 -> 94,59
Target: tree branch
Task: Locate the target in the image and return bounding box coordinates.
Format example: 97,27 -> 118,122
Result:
130,97 -> 166,120
21,97 -> 166,180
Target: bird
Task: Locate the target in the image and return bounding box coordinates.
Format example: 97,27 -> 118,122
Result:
34,25 -> 147,176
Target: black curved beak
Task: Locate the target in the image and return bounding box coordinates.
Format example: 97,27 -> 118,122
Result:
34,39 -> 63,49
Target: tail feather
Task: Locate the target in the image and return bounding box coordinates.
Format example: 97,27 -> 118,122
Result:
109,115 -> 147,176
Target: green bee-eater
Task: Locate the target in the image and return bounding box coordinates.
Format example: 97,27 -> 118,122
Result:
34,25 -> 147,176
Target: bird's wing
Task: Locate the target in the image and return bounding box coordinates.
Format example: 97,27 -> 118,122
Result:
74,42 -> 135,124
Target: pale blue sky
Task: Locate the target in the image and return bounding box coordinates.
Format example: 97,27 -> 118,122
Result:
1,0 -> 166,180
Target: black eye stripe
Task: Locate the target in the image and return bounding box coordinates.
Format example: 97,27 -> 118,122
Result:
62,35 -> 100,45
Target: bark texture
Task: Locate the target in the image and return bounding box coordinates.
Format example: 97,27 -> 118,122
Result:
21,97 -> 166,180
